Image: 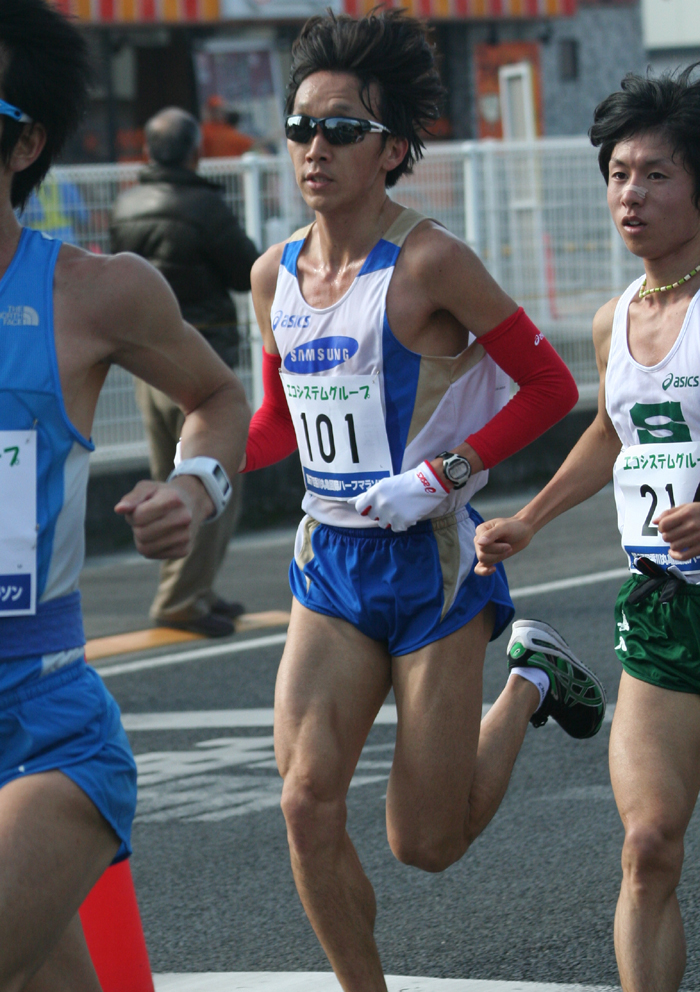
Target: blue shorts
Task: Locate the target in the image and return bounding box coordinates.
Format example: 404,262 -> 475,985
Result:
290,505 -> 514,656
0,655 -> 137,862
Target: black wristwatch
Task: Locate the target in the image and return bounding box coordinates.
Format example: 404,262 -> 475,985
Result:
438,451 -> 472,490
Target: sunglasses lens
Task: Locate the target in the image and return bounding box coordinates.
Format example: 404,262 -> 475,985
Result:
322,118 -> 363,145
285,117 -> 314,143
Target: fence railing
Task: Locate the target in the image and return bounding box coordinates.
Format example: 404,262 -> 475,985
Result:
24,138 -> 642,468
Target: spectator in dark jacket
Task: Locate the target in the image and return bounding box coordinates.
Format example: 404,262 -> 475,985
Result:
110,107 -> 259,637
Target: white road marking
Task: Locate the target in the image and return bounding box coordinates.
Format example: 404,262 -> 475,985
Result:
98,566 -> 627,678
123,703 -> 615,732
510,568 -> 629,599
123,704 -> 399,730
133,737 -> 392,824
153,974 -> 618,991
98,634 -> 288,678
128,700 -> 615,824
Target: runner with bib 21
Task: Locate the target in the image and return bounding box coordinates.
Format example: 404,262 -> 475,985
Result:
475,65 -> 700,992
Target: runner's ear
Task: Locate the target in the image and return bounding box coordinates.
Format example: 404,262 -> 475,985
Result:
8,122 -> 46,175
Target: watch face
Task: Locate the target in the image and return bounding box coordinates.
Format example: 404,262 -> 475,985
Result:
447,458 -> 470,481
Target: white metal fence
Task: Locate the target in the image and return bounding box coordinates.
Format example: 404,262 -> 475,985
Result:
24,138 -> 642,468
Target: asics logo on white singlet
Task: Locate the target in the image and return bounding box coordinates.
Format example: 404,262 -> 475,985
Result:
272,311 -> 310,331
663,373 -> 699,390
0,305 -> 39,326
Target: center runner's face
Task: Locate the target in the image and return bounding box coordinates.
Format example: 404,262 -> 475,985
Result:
607,131 -> 700,262
288,71 -> 406,213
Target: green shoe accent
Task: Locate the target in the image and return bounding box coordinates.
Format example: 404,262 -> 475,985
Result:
507,619 -> 606,739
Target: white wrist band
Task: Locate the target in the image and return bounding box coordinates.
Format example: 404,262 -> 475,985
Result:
167,456 -> 232,521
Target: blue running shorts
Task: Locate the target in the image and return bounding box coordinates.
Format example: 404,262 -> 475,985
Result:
290,505 -> 514,656
0,654 -> 137,862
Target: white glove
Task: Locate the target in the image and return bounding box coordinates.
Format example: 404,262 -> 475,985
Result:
351,462 -> 450,531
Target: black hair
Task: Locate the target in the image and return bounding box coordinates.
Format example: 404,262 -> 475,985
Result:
0,0 -> 92,209
286,9 -> 444,188
590,63 -> 700,209
145,108 -> 201,167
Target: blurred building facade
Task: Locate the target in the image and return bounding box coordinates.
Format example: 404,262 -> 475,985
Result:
48,0 -> 695,163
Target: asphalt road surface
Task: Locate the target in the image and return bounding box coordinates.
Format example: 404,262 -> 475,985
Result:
81,487 -> 700,990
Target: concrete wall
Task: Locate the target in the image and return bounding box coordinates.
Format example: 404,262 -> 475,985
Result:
539,5 -> 646,136
440,3 -> 647,139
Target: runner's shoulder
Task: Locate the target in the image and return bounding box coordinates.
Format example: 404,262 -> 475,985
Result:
592,296 -> 619,357
398,220 -> 482,290
251,242 -> 284,303
56,244 -> 171,308
55,245 -> 180,341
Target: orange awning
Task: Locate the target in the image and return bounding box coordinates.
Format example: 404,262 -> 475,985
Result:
51,0 -> 220,21
344,0 -> 576,16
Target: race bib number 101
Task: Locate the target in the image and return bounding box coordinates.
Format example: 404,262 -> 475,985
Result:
0,430 -> 37,615
615,441 -> 700,574
280,372 -> 393,500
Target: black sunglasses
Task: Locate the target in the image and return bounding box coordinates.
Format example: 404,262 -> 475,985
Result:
285,114 -> 391,146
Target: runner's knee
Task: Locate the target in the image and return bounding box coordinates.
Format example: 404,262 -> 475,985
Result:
622,821 -> 684,893
388,821 -> 467,873
281,774 -> 347,857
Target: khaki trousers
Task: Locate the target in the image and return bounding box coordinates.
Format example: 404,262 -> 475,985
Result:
134,378 -> 243,623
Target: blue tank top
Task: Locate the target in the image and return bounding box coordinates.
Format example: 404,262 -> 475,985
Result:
0,228 -> 91,657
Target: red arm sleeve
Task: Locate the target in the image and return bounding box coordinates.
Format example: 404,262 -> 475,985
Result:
242,349 -> 298,473
465,308 -> 578,470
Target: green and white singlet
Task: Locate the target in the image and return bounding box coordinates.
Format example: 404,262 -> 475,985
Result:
607,275 -> 700,582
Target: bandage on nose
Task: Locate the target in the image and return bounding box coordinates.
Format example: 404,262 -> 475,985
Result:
623,184 -> 647,198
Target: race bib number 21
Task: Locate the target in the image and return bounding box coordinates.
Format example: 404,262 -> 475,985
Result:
280,372 -> 393,500
615,441 -> 700,574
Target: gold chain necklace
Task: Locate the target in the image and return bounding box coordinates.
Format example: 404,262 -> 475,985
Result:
639,263 -> 700,299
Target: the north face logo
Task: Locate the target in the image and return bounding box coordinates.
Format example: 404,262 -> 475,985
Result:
0,306 -> 39,326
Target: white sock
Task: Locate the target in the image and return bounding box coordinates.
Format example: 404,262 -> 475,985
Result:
509,666 -> 550,711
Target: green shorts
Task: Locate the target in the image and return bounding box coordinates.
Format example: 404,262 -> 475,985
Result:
614,574 -> 700,695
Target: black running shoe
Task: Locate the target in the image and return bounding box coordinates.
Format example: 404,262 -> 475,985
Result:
507,619 -> 606,739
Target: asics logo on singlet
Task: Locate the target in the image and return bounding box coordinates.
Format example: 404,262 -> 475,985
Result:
284,336 -> 359,373
0,306 -> 38,326
272,311 -> 310,331
662,373 -> 699,390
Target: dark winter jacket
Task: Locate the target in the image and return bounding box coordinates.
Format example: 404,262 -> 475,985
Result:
110,164 -> 259,367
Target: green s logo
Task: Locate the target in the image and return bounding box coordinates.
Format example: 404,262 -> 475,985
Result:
630,401 -> 692,444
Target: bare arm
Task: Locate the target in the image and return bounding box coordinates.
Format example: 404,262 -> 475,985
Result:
250,246 -> 283,356
92,253 -> 250,557
391,224 -> 578,483
474,298 -> 621,574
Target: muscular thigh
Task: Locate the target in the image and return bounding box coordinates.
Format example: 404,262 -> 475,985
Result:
611,671 -> 700,837
387,604 -> 494,836
0,770 -> 118,982
275,599 -> 392,796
